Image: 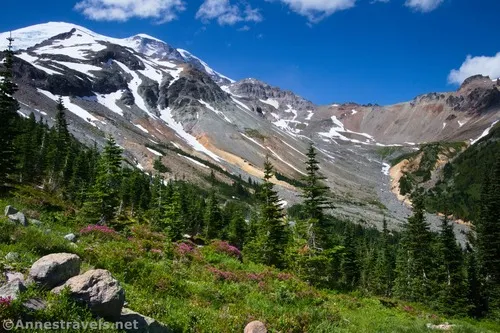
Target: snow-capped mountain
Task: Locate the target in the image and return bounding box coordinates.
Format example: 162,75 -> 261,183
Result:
1,22 -> 499,233
0,22 -> 230,85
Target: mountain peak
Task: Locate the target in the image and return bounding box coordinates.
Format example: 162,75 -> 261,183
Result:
0,22 -> 233,86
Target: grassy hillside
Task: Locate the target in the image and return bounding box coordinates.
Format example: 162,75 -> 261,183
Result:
1,192 -> 499,333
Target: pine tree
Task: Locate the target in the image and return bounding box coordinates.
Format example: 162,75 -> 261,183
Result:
204,191 -> 223,239
81,136 -> 123,224
0,36 -> 20,187
163,186 -> 184,240
466,246 -> 487,318
258,156 -> 288,268
436,215 -> 467,315
476,160 -> 500,313
373,218 -> 394,296
394,191 -> 434,302
15,113 -> 37,183
341,228 -> 360,290
227,208 -> 248,249
300,144 -> 332,249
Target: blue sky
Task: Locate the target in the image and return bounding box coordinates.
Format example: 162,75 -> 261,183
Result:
2,0 -> 500,105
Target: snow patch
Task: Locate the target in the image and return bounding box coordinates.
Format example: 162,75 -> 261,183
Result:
260,98 -> 280,109
267,147 -> 306,176
159,107 -> 221,162
471,120 -> 499,145
198,100 -> 232,123
177,154 -> 210,169
134,124 -> 149,133
241,133 -> 265,149
231,97 -> 250,111
38,89 -> 103,126
147,147 -> 163,156
52,61 -> 101,77
382,163 -> 391,176
305,110 -> 314,120
16,53 -> 64,75
177,49 -> 234,83
82,91 -> 124,116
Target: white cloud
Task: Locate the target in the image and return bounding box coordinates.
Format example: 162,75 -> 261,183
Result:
274,0 -> 356,23
238,25 -> 251,31
448,53 -> 500,84
405,0 -> 443,13
196,0 -> 263,26
75,0 -> 186,22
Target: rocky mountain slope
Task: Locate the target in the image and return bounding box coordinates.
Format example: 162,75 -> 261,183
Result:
1,22 -> 499,233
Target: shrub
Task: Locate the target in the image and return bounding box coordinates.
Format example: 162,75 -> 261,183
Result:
210,240 -> 242,259
206,266 -> 238,282
79,224 -> 119,240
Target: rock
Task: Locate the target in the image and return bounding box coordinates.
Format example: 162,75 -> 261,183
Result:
426,323 -> 455,331
5,252 -> 20,262
8,212 -> 28,226
244,321 -> 267,333
118,308 -> 170,333
5,271 -> 24,283
23,298 -> 47,311
30,219 -> 42,226
0,279 -> 26,300
29,253 -> 81,289
64,233 -> 77,242
52,269 -> 125,320
4,205 -> 17,216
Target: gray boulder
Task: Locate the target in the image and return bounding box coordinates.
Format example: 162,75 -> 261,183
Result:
244,321 -> 267,333
5,271 -> 24,283
0,279 -> 26,300
4,205 -> 17,216
52,269 -> 125,320
64,233 -> 77,242
118,308 -> 170,333
30,219 -> 42,226
5,252 -> 20,262
23,298 -> 47,311
29,253 -> 81,289
8,212 -> 28,226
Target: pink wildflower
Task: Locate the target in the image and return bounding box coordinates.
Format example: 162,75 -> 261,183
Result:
80,224 -> 117,235
207,266 -> 238,281
0,296 -> 12,307
277,273 -> 293,281
211,240 -> 242,258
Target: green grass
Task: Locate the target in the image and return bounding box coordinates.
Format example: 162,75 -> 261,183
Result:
1,195 -> 499,333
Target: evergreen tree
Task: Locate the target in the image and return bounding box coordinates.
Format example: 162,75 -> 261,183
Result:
476,160 -> 500,314
341,228 -> 360,290
466,246 -> 487,318
436,215 -> 467,315
0,37 -> 20,187
300,144 -> 332,249
227,207 -> 248,249
394,191 -> 434,302
373,218 -> 394,296
81,136 -> 123,224
163,186 -> 184,240
15,113 -> 37,183
204,191 -> 223,239
258,156 -> 288,268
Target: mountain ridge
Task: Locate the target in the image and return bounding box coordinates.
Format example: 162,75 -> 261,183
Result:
1,21 -> 499,235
